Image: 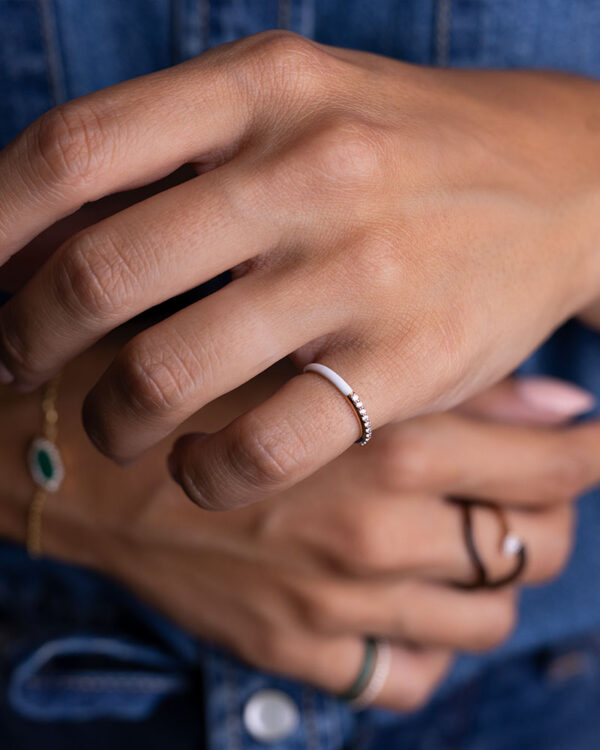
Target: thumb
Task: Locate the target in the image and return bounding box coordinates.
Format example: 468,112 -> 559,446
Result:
457,376 -> 595,425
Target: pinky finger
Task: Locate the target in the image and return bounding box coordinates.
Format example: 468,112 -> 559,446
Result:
366,644 -> 452,712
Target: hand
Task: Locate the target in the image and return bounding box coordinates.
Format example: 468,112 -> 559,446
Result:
12,373 -> 596,712
0,31 -> 599,511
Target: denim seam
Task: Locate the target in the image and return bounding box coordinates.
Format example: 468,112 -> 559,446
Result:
351,725 -> 374,750
27,674 -> 180,693
223,660 -> 243,750
435,0 -> 452,67
170,0 -> 181,65
278,0 -> 292,31
302,687 -> 321,750
37,0 -> 67,104
333,699 -> 346,748
200,0 -> 211,52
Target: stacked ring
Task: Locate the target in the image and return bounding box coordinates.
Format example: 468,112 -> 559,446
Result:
339,637 -> 377,703
303,363 -> 372,445
453,499 -> 527,589
339,637 -> 392,710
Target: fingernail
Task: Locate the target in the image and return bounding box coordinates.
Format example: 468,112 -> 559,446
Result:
0,361 -> 14,385
516,377 -> 596,417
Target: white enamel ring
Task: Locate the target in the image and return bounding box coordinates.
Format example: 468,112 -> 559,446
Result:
303,363 -> 372,445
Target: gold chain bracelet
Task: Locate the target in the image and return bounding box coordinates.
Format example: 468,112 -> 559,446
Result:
26,373 -> 64,558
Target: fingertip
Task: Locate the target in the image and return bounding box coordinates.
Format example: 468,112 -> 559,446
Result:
81,391 -> 108,455
81,390 -> 137,464
463,376 -> 596,425
170,432 -> 209,472
168,432 -> 219,508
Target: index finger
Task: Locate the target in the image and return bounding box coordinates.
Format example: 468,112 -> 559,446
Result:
0,34 -> 277,261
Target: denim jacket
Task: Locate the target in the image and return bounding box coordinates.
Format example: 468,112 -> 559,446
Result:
1,2 -> 600,748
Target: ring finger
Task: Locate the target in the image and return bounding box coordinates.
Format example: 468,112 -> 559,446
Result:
266,492 -> 574,586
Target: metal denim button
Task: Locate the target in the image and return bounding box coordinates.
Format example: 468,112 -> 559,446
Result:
243,689 -> 300,743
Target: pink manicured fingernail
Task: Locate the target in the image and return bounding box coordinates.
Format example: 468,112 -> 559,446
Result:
516,377 -> 595,417
0,361 -> 14,384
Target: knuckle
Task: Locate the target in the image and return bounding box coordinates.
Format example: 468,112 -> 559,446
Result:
340,517 -> 396,575
0,316 -> 36,379
34,101 -> 109,187
424,308 -> 470,392
233,413 -> 313,490
55,231 -> 137,320
294,586 -> 340,633
246,30 -> 325,84
308,116 -> 388,188
470,593 -> 516,651
113,337 -> 196,418
538,444 -> 588,503
387,310 -> 471,412
175,411 -> 316,512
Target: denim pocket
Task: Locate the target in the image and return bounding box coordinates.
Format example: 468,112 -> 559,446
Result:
8,635 -> 188,722
0,542 -> 199,723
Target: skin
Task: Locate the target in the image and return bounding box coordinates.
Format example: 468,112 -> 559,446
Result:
0,31 -> 598,512
1,344 -> 599,711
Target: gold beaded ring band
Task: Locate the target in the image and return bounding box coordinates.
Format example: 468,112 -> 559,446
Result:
303,363 -> 372,445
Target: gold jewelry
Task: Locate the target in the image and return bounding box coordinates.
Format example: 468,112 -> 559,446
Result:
26,373 -> 64,558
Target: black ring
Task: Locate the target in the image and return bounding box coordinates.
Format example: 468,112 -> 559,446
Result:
452,499 -> 527,590
338,636 -> 377,702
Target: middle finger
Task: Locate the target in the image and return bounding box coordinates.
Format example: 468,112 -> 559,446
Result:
0,162 -> 286,389
265,493 -> 573,586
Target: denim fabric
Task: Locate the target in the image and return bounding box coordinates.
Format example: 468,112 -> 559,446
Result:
354,631 -> 600,750
2,1 -> 600,748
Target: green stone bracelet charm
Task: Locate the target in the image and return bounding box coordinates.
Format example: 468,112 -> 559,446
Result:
27,436 -> 64,493
26,373 -> 63,557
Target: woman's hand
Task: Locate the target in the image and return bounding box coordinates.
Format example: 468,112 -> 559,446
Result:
6,368 -> 594,712
0,32 -> 599,509
82,378 -> 600,711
